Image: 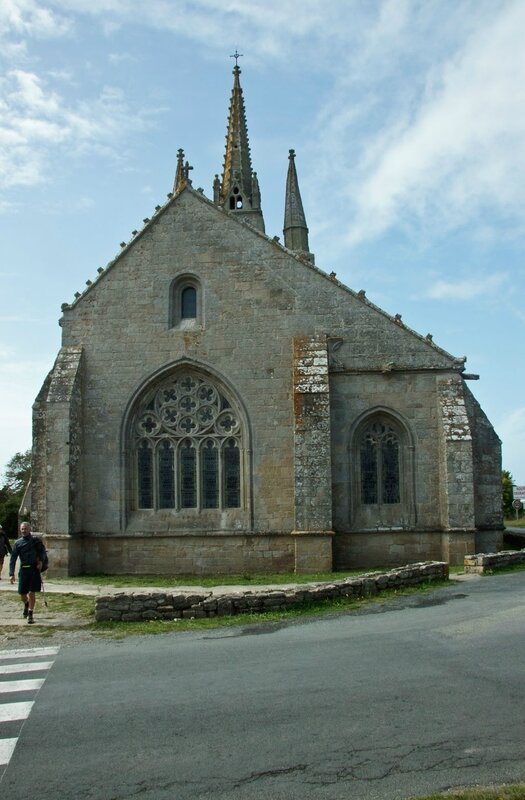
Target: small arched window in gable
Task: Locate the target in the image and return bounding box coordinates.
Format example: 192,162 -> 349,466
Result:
170,275 -> 202,329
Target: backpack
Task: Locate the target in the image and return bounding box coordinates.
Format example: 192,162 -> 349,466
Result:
33,536 -> 48,573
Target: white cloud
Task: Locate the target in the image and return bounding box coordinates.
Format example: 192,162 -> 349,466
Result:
0,0 -> 71,40
342,1 -> 525,245
41,0 -> 363,63
424,273 -> 508,301
0,69 -> 161,192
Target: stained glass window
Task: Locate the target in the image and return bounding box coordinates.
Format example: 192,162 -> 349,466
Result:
133,371 -> 243,512
202,440 -> 219,508
381,434 -> 400,504
137,441 -> 153,509
158,441 -> 174,509
223,439 -> 240,508
180,440 -> 196,508
360,435 -> 378,504
360,422 -> 400,506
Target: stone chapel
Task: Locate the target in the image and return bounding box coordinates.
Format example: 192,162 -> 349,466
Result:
30,65 -> 503,576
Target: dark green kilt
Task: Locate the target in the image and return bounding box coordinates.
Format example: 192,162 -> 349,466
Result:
18,567 -> 42,595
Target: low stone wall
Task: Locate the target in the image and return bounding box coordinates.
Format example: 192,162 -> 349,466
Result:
464,548 -> 525,574
95,561 -> 448,622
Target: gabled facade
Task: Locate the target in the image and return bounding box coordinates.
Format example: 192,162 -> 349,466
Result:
31,66 -> 503,576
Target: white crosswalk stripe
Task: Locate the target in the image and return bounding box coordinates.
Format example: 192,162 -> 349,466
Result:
0,679 -> 45,694
0,702 -> 34,723
0,646 -> 59,770
0,661 -> 53,675
0,647 -> 59,661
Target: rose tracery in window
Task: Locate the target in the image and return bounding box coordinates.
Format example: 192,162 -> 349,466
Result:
133,372 -> 242,511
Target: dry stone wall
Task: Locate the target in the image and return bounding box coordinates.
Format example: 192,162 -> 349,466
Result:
95,561 -> 448,622
464,549 -> 525,574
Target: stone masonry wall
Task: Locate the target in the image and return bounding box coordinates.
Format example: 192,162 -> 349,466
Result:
437,376 -> 475,531
464,549 -> 525,574
95,561 -> 448,621
292,334 -> 332,532
463,383 -> 503,537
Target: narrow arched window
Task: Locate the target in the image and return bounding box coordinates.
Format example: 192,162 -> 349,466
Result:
158,440 -> 174,509
351,411 -> 414,531
137,441 -> 153,509
223,438 -> 240,508
202,440 -> 219,508
360,422 -> 400,505
169,275 -> 202,328
181,286 -> 197,319
180,439 -> 197,508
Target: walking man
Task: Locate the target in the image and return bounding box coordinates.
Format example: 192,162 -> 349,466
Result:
9,522 -> 47,624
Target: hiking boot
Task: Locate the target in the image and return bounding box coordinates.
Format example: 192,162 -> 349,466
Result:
27,612 -> 34,625
23,602 -> 29,618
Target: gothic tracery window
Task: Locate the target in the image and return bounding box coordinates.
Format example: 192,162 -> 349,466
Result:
133,372 -> 243,511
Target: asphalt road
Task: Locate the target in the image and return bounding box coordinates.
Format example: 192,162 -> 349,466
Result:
1,572 -> 524,800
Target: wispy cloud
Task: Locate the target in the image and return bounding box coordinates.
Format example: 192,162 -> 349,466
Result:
340,1 -> 525,246
0,69 -> 162,192
423,273 -> 508,301
0,0 -> 71,40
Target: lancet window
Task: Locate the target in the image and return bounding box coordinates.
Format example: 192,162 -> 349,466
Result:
132,372 -> 243,511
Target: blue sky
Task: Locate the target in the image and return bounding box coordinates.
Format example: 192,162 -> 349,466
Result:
1,0 -> 524,487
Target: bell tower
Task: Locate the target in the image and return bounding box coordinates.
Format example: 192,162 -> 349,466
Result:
214,53 -> 265,233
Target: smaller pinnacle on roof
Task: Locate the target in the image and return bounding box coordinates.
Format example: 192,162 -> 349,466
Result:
174,148 -> 185,193
283,148 -> 314,262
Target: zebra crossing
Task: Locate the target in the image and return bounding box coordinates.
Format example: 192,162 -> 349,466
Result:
0,646 -> 59,775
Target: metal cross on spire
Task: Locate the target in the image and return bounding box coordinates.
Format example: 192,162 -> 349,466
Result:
230,50 -> 243,68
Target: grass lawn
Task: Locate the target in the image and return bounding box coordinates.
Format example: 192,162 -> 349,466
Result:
505,517 -> 525,529
47,568 -> 391,589
414,786 -> 525,799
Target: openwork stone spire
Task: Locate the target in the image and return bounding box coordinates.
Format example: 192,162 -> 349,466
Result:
283,149 -> 314,263
214,63 -> 265,232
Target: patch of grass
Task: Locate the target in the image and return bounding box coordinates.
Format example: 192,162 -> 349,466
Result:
41,593 -> 95,617
412,784 -> 525,799
505,518 -> 525,528
483,562 -> 525,576
0,590 -> 95,619
47,568 -> 391,589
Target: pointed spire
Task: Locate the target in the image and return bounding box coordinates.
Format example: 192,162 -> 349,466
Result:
283,149 -> 314,263
214,62 -> 265,232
